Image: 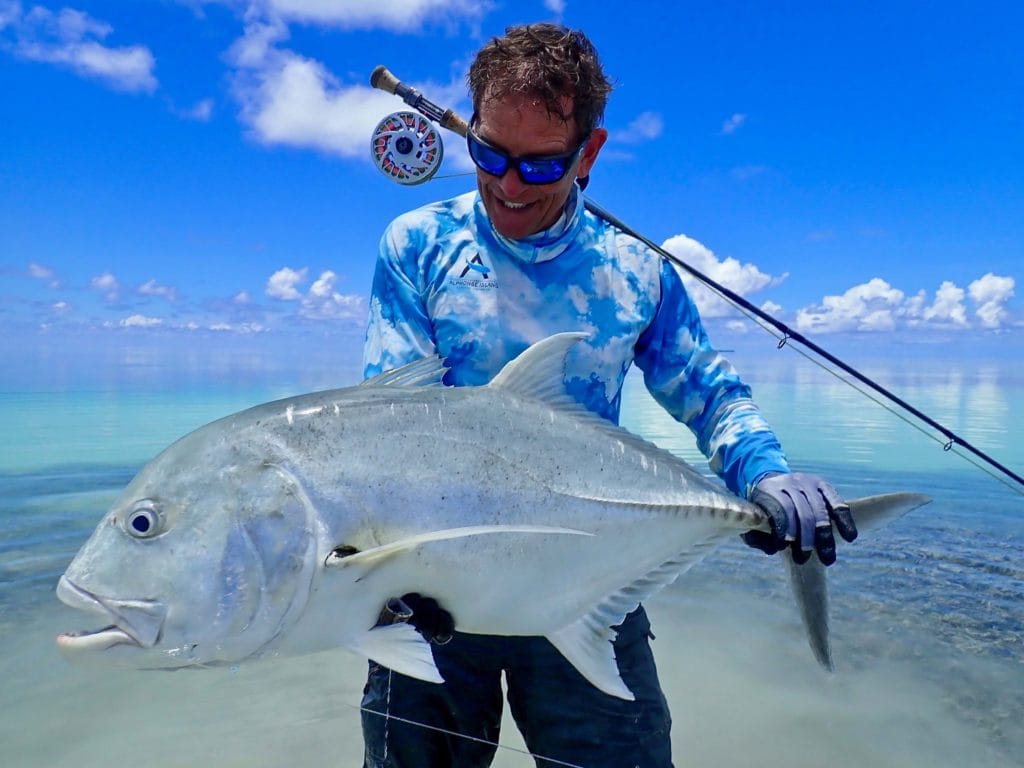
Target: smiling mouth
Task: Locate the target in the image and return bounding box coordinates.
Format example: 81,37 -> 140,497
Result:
56,576 -> 164,653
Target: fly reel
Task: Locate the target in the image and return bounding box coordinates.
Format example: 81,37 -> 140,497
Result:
370,110 -> 443,185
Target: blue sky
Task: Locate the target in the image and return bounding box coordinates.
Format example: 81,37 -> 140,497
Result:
2,0 -> 1022,358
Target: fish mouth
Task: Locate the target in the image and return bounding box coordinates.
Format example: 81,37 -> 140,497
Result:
56,576 -> 166,654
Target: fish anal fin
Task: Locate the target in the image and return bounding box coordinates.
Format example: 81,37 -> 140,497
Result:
546,542 -> 721,701
547,615 -> 634,701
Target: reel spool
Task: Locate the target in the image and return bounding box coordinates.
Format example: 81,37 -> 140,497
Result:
370,110 -> 443,185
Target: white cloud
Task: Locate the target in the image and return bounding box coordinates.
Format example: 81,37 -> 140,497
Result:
0,1 -> 20,29
232,41 -> 409,157
922,280 -> 967,326
264,266 -> 363,319
611,111 -> 663,144
176,97 -> 214,122
51,300 -> 70,315
120,314 -> 162,328
795,274 -> 1016,333
661,234 -> 785,318
90,272 -> 120,302
721,113 -> 747,135
226,9 -> 472,165
301,269 -> 364,320
229,13 -> 289,69
969,273 -> 1015,329
28,261 -> 62,287
4,4 -> 157,93
206,321 -> 267,333
544,0 -> 566,14
28,261 -> 52,279
266,266 -> 308,300
796,278 -> 904,333
138,279 -> 177,301
261,0 -> 483,31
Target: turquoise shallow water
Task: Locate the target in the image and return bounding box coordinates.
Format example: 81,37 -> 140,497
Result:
1,338 -> 1021,766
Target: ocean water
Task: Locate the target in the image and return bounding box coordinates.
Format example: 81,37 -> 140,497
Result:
1,337 -> 1021,767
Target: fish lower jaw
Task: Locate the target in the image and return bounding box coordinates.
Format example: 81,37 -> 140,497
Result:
55,576 -> 161,652
57,626 -> 139,653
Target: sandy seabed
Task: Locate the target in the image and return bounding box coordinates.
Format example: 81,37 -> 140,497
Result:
4,577 -> 1018,768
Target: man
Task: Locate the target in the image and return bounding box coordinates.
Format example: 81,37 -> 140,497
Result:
361,22 -> 856,768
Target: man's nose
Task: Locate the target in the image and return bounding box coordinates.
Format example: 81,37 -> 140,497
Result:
496,166 -> 526,198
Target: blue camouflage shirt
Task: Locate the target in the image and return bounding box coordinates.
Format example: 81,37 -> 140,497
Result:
363,186 -> 789,498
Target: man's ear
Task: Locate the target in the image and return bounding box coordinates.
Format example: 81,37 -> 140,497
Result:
576,127 -> 608,182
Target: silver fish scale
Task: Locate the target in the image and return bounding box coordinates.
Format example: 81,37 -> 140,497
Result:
272,387 -> 758,518
200,383 -> 766,636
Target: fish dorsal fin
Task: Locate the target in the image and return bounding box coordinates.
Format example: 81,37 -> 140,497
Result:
344,623 -> 443,684
325,525 -> 592,571
546,547 -> 717,701
487,332 -> 589,404
361,356 -> 448,388
484,334 -> 714,484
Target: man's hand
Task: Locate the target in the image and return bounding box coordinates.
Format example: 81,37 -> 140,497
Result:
376,593 -> 455,645
743,472 -> 858,566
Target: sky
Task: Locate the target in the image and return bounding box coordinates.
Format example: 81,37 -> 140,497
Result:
1,0 -> 1022,361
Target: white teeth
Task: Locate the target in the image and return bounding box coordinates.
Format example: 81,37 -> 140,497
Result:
501,200 -> 527,209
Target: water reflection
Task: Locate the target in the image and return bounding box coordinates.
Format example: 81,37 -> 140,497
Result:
621,355 -> 1021,477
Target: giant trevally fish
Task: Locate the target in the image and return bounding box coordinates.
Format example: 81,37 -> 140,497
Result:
56,333 -> 928,700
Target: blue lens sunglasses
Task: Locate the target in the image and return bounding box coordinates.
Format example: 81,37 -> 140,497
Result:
466,126 -> 591,186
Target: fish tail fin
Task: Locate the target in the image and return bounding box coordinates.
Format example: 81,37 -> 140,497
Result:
789,492 -> 931,670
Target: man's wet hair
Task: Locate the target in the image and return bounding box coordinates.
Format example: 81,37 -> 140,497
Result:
468,23 -> 613,139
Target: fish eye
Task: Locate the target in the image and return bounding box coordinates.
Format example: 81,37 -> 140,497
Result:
125,501 -> 162,539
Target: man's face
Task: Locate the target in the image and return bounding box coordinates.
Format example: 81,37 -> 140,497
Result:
473,93 -> 606,240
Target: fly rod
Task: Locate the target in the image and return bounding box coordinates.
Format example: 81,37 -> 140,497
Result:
369,65 -> 1024,493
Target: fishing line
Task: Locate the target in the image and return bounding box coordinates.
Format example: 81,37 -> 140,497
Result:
368,64 -> 1023,495
348,700 -> 588,768
715,293 -> 1024,496
429,171 -> 477,180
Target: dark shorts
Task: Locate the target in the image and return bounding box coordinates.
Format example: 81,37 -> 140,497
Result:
360,607 -> 673,768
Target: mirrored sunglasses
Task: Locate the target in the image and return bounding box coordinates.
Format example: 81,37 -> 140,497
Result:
466,128 -> 590,185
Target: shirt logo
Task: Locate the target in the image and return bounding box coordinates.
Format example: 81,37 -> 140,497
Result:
459,255 -> 490,279
452,254 -> 497,288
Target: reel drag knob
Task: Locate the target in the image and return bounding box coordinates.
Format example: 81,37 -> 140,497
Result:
370,111 -> 443,185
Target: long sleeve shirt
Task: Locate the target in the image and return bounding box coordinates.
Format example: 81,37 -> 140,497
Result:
364,186 -> 789,497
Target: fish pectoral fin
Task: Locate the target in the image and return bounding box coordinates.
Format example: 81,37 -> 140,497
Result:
345,623 -> 444,684
547,616 -> 635,701
324,525 -> 591,571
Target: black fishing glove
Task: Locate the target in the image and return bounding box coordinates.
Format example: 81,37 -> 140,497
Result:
377,593 -> 455,645
743,472 -> 858,566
